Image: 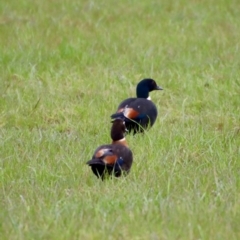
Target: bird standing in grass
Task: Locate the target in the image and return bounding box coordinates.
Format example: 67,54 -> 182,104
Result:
86,118 -> 133,180
111,78 -> 163,134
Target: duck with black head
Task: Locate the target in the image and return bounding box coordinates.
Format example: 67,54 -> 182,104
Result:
86,118 -> 133,180
111,78 -> 163,134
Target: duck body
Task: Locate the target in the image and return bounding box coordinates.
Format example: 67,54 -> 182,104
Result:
86,119 -> 133,179
87,143 -> 133,179
112,98 -> 158,133
111,78 -> 163,134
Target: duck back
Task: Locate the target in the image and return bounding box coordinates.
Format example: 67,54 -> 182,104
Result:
87,143 -> 133,179
115,98 -> 158,133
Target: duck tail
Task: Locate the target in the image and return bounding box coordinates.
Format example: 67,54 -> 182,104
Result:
111,105 -> 129,120
86,158 -> 104,166
111,111 -> 125,120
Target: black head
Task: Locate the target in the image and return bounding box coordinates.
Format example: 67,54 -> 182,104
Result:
111,118 -> 126,141
136,78 -> 163,98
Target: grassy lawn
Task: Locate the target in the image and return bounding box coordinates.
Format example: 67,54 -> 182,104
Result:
0,0 -> 240,239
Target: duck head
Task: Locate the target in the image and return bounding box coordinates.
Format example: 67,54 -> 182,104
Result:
111,118 -> 127,145
136,78 -> 163,98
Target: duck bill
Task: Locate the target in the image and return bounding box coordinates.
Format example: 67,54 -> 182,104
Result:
156,86 -> 163,90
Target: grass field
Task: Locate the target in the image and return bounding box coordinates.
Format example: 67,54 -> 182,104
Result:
1,0 -> 240,239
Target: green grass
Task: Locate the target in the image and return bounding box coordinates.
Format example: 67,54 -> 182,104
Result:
1,0 -> 240,239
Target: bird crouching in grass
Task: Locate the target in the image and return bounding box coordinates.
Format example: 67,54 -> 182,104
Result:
111,78 -> 163,134
86,118 -> 133,180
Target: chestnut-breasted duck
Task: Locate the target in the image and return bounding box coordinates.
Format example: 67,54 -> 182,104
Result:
86,119 -> 133,179
111,78 -> 163,134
